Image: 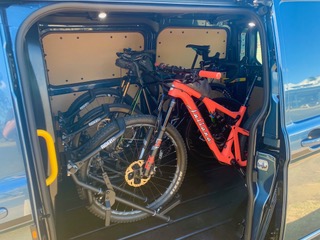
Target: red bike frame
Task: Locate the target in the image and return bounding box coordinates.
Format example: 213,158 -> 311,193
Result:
168,80 -> 248,167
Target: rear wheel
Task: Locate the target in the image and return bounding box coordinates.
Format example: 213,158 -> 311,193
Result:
65,88 -> 133,125
77,115 -> 187,223
209,82 -> 232,99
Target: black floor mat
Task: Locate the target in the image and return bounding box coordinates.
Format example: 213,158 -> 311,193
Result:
55,157 -> 247,240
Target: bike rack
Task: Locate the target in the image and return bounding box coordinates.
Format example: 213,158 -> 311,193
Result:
70,173 -> 180,226
66,116 -> 181,226
88,173 -> 148,202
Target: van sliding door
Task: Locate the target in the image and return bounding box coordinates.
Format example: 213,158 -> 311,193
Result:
0,15 -> 34,239
273,1 -> 320,239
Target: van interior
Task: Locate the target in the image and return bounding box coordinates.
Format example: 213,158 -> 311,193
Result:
24,4 -> 269,239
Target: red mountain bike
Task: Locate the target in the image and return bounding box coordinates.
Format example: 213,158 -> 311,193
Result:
74,67 -> 257,223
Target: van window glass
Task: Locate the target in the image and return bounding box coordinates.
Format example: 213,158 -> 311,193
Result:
256,32 -> 262,64
278,2 -> 320,123
240,28 -> 262,64
240,31 -> 246,61
0,83 -> 25,177
0,62 -> 31,226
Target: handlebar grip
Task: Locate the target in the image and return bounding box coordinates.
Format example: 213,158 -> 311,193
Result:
198,70 -> 222,79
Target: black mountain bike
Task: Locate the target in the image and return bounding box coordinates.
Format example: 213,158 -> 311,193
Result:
68,68 -> 256,225
58,47 -> 233,128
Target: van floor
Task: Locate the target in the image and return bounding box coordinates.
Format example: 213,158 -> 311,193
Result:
55,156 -> 247,240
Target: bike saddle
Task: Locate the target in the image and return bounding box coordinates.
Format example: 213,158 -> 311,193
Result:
116,49 -> 155,72
117,49 -> 155,62
186,44 -> 210,55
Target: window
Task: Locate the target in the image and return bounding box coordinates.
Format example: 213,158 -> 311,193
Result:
256,32 -> 262,64
278,2 -> 320,123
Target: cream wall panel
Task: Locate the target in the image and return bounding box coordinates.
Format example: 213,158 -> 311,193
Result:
42,32 -> 144,85
156,28 -> 227,68
42,32 -> 144,114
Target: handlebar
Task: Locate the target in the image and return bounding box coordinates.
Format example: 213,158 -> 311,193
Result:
156,63 -> 222,80
198,70 -> 221,79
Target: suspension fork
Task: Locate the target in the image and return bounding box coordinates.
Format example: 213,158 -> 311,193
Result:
138,94 -> 165,159
143,98 -> 177,177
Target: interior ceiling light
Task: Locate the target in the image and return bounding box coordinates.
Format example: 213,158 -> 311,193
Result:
98,12 -> 107,19
248,22 -> 256,27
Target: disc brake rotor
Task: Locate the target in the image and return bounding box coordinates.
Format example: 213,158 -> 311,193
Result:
125,160 -> 151,187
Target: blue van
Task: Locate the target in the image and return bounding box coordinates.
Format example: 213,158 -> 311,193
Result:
0,0 -> 320,239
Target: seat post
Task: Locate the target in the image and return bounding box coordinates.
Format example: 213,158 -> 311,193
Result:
191,53 -> 198,69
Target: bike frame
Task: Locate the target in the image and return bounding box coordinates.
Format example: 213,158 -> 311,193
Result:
145,79 -> 249,170
170,80 -> 248,166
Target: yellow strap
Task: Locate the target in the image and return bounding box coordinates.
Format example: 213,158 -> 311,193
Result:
37,130 -> 58,186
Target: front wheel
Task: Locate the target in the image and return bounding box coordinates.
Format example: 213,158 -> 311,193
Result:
72,103 -> 139,148
77,115 -> 187,223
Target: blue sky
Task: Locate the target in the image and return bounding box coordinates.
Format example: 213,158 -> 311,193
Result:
278,2 -> 320,85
